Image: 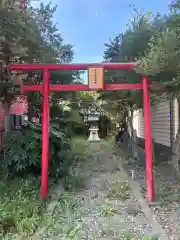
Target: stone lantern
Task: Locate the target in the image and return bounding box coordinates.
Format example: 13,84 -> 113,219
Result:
87,107 -> 100,141
80,106 -> 102,141
88,125 -> 100,141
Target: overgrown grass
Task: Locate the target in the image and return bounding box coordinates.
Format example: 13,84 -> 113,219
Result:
72,136 -> 115,154
105,135 -> 115,148
0,137 -> 89,239
101,223 -> 133,240
62,173 -> 86,191
0,173 -> 46,239
71,137 -> 89,156
62,137 -> 90,191
102,136 -> 116,152
142,235 -> 159,240
44,192 -> 83,239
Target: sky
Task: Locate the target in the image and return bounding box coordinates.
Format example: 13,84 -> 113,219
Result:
32,0 -> 171,64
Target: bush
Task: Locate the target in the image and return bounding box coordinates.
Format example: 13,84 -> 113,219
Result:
3,121 -> 74,180
0,114 -> 76,238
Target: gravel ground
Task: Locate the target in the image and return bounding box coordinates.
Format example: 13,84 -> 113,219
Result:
120,152 -> 180,240
38,142 -> 161,240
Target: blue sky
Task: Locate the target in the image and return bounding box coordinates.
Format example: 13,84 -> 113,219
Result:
33,0 -> 170,63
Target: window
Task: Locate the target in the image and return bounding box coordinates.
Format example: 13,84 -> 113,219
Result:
7,114 -> 25,130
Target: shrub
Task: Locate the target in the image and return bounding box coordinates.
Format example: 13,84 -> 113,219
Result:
3,121 -> 74,180
0,113 -> 75,237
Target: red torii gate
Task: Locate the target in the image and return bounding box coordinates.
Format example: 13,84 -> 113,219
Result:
9,62 -> 154,202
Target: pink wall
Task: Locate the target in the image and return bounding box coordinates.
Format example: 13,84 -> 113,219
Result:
0,96 -> 28,130
10,96 -> 28,114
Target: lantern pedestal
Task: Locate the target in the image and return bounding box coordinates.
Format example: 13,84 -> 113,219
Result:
88,126 -> 100,141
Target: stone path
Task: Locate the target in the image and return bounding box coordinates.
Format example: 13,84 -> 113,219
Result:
38,142 -> 165,240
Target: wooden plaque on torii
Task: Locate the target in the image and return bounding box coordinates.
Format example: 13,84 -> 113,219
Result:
88,66 -> 104,90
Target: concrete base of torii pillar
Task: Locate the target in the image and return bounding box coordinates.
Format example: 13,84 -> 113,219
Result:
88,126 -> 100,141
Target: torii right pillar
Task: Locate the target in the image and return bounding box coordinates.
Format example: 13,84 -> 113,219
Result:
142,76 -> 155,201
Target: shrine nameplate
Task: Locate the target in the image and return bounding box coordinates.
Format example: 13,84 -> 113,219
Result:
88,67 -> 104,90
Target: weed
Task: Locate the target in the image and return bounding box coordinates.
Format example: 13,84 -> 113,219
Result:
100,203 -> 118,217
106,180 -> 131,200
118,231 -> 133,239
142,235 -> 159,240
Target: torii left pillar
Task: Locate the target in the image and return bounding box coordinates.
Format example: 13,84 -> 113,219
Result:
41,69 -> 50,199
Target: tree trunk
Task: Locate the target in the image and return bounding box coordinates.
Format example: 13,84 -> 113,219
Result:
3,102 -> 10,134
127,107 -> 137,158
27,99 -> 34,122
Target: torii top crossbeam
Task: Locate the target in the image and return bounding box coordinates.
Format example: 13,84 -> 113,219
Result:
9,62 -> 137,71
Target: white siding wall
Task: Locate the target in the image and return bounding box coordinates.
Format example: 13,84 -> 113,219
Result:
173,98 -> 179,140
127,109 -> 143,137
131,97 -> 179,147
132,109 -> 144,138
151,98 -> 170,147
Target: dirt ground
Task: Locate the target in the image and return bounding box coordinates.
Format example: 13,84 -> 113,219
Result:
36,141 -> 165,240
118,147 -> 180,240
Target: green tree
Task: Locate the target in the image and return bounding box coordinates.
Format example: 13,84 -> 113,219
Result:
0,1 -> 76,124
137,1 -> 180,94
102,10 -> 157,134
0,0 -> 34,130
101,7 -> 175,159
136,0 -> 180,171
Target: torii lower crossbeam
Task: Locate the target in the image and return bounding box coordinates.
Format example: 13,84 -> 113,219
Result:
9,63 -> 154,202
